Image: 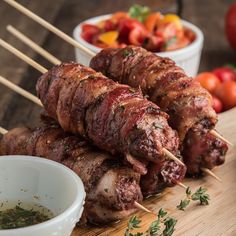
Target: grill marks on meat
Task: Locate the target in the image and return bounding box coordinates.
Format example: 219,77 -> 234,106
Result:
36,62 -> 180,173
0,126 -> 142,224
90,46 -> 227,175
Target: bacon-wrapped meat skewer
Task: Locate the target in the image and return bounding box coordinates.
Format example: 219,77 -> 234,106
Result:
90,46 -> 228,175
36,62 -> 183,175
0,124 -> 143,224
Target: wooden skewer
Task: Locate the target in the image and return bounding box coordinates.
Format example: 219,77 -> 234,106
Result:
7,25 -> 61,65
0,38 -> 185,167
0,125 -> 153,214
0,75 -> 42,106
176,181 -> 188,189
3,0 -> 232,147
0,39 -> 47,74
210,130 -> 233,146
0,127 -> 8,135
201,168 -> 222,182
3,0 -> 95,57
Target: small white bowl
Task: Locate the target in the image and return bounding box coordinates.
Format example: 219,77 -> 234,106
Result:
73,14 -> 204,77
0,155 -> 85,236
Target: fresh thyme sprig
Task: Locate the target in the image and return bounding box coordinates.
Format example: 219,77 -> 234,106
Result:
125,209 -> 177,236
177,186 -> 210,211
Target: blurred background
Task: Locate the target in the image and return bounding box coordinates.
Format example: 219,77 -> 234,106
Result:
0,0 -> 235,128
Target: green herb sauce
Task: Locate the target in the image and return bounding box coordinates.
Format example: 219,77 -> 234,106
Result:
0,204 -> 53,229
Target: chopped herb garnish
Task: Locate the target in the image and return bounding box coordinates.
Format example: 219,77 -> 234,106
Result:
0,205 -> 52,229
125,208 -> 177,236
152,122 -> 163,130
123,49 -> 135,57
177,186 -> 210,211
129,88 -> 136,93
128,4 -> 150,23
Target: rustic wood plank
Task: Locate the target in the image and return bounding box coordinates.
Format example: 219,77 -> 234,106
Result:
72,108 -> 236,236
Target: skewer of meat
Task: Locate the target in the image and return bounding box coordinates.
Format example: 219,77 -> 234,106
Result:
0,73 -> 187,196
90,46 -> 229,177
3,27 -> 225,181
0,39 -> 184,178
0,124 -> 144,224
3,0 -> 230,148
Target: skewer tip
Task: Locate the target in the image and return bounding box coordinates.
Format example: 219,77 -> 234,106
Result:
163,148 -> 185,166
134,201 -> 156,216
201,167 -> 222,182
210,130 -> 233,146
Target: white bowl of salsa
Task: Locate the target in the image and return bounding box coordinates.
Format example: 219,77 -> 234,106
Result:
0,155 -> 85,236
73,13 -> 203,77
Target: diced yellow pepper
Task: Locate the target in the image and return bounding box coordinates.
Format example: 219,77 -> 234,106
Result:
98,31 -> 119,46
162,14 -> 182,30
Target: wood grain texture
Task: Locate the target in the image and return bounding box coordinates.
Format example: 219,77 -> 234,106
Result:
72,108 -> 236,235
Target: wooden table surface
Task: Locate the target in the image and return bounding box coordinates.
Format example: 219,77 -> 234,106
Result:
0,0 -> 235,235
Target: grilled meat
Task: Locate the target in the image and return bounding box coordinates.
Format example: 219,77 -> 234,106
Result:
0,125 -> 143,224
90,46 -> 228,175
36,62 -> 180,174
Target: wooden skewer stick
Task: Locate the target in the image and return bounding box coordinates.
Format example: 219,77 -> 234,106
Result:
0,39 -> 47,74
3,0 -> 232,147
7,25 -> 61,65
209,130 -> 233,146
0,127 -> 8,135
201,168 -> 222,182
176,181 -> 188,189
3,0 -> 95,57
0,38 -> 185,166
0,75 -> 42,106
0,125 -> 152,214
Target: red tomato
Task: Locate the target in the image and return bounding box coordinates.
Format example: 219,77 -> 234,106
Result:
128,28 -> 145,46
195,72 -> 221,93
215,81 -> 236,110
118,18 -> 145,39
81,24 -> 100,43
213,67 -> 236,82
104,20 -> 116,31
212,95 -> 223,113
225,3 -> 236,50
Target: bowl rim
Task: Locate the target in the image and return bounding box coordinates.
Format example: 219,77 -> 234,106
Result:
73,14 -> 204,57
0,155 -> 85,233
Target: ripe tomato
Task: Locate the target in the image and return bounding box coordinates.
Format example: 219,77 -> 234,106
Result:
195,72 -> 221,93
213,67 -> 236,82
81,24 -> 100,43
212,95 -> 223,113
215,81 -> 236,110
225,3 -> 236,50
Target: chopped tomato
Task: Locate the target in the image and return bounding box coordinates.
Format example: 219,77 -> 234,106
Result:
195,72 -> 221,93
81,24 -> 100,43
213,67 -> 236,83
144,13 -> 162,32
111,12 -> 128,21
215,81 -> 236,110
104,20 -> 117,31
129,28 -> 145,46
212,95 -> 223,113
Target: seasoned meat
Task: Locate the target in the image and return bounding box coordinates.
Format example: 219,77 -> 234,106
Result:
0,125 -> 143,224
90,46 -> 227,175
36,62 -> 180,174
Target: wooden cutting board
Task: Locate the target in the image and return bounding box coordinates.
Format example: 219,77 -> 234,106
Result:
72,108 -> 236,236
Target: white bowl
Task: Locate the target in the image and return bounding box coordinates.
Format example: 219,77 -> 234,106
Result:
0,155 -> 85,236
73,14 -> 204,77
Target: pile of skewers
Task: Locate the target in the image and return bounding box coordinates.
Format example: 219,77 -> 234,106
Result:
0,0 -> 232,226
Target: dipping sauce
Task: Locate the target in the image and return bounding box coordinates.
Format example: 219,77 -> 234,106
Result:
0,202 -> 53,229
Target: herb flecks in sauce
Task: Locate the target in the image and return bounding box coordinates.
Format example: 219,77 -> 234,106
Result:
0,205 -> 53,229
